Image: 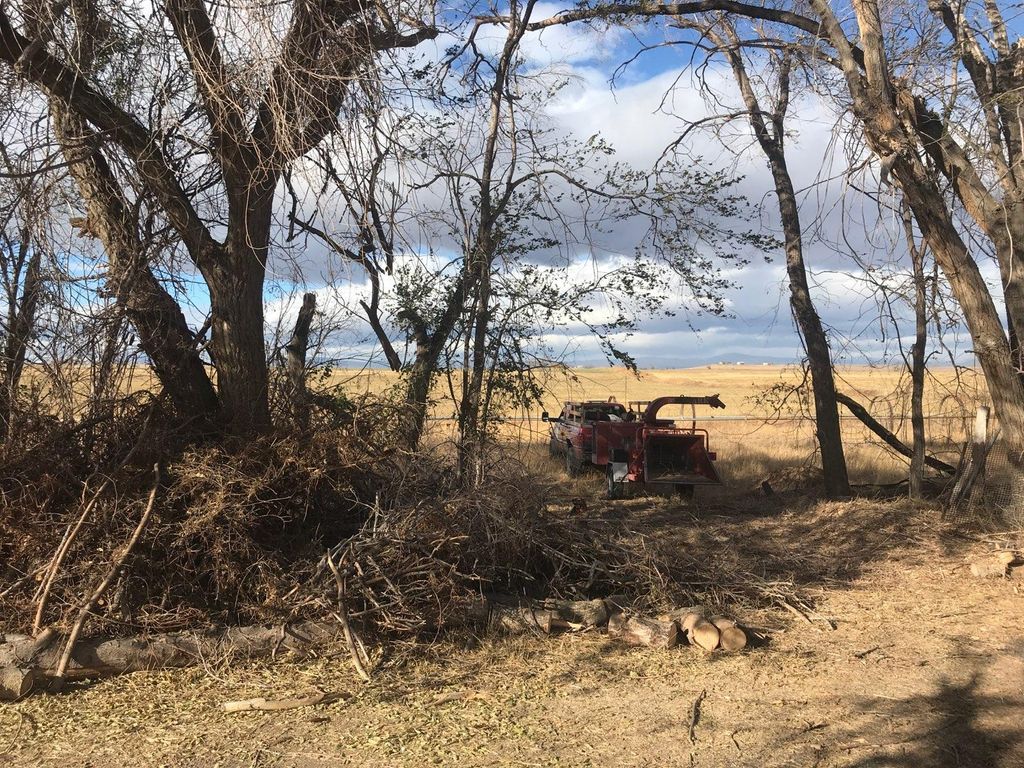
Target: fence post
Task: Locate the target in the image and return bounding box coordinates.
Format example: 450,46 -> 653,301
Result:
946,405 -> 992,517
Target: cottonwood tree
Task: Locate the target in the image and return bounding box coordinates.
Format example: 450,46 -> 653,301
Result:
0,0 -> 437,436
663,16 -> 851,497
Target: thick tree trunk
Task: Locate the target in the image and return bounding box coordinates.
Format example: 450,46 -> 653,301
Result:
713,32 -> 850,498
773,161 -> 850,499
810,0 -> 1024,450
204,251 -> 271,434
36,1 -> 219,427
50,104 -> 220,425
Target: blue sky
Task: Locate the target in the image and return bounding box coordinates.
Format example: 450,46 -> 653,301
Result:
181,10 -> 987,370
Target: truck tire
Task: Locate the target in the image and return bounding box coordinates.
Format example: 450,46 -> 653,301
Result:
566,445 -> 581,477
606,466 -> 622,500
548,437 -> 560,457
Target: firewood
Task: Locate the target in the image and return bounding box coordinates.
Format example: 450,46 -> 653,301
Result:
0,621 -> 344,689
970,558 -> 1011,578
689,618 -> 720,651
546,598 -> 608,629
603,595 -> 631,616
709,615 -> 736,630
659,607 -> 703,631
490,606 -> 554,634
607,614 -> 679,648
719,626 -> 748,652
0,667 -> 35,700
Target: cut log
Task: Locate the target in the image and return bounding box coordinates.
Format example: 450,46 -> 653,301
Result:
603,595 -> 632,616
0,621 -> 344,691
659,606 -> 703,631
970,558 -> 1010,578
709,616 -> 736,630
689,618 -> 720,651
0,667 -> 35,700
607,614 -> 679,649
719,626 -> 748,652
546,598 -> 608,629
489,606 -> 554,634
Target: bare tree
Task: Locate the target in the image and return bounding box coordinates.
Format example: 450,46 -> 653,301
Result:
673,17 -> 850,497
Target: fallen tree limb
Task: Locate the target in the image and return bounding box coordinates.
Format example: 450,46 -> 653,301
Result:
222,691 -> 349,713
835,392 -> 956,475
0,620 -> 345,693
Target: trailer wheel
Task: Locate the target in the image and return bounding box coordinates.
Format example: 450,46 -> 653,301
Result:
606,466 -> 622,500
565,445 -> 581,477
676,484 -> 695,501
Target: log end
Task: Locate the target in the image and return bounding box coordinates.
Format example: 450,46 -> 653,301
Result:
0,667 -> 36,701
719,626 -> 748,652
689,619 -> 720,652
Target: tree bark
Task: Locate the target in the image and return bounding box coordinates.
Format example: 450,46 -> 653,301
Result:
202,243 -> 271,435
1,230 -> 41,438
835,391 -> 956,475
902,203 -> 928,498
0,621 -> 344,692
40,2 -> 220,426
283,292 -> 316,430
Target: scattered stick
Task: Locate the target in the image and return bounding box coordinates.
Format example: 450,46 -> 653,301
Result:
688,688 -> 707,744
32,476 -> 113,635
222,692 -> 347,713
52,465 -> 160,687
326,552 -> 371,682
779,600 -> 814,627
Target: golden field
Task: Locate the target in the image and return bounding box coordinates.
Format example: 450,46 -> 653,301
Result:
37,362 -> 984,485
333,363 -> 985,486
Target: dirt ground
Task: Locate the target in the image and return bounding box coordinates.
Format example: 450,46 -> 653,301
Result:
2,468 -> 1022,768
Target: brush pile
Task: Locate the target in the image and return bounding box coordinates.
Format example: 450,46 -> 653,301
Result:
1,396 -> 781,698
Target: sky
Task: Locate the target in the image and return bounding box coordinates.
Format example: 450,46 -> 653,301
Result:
255,7 -> 991,371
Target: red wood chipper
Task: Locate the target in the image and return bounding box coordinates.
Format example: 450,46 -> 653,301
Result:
542,394 -> 726,498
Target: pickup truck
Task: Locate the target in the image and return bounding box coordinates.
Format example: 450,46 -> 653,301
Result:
542,395 -> 726,498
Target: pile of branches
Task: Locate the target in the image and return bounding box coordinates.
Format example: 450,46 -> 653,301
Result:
2,388 -> 790,663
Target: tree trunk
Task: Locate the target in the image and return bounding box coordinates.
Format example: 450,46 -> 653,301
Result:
809,0 -> 1024,451
713,33 -> 850,498
37,1 -> 219,427
203,248 -> 270,435
283,292 -> 316,431
774,159 -> 850,498
903,203 -> 928,498
1,232 -> 41,439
